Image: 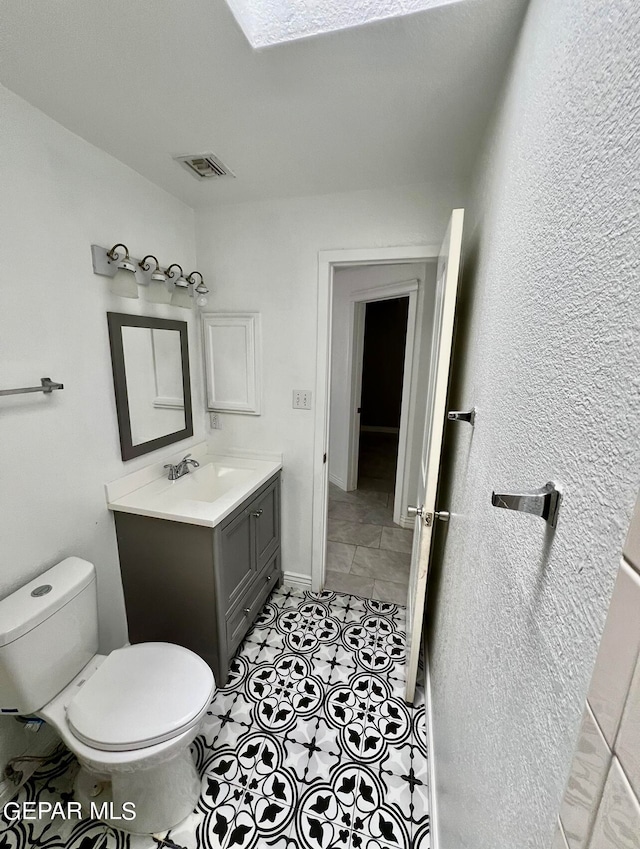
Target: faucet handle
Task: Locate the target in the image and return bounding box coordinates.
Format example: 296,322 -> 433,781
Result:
164,462 -> 179,481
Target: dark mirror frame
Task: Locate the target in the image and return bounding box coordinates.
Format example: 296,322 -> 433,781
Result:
107,312 -> 194,461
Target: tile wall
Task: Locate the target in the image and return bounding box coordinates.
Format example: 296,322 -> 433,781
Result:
554,493 -> 640,848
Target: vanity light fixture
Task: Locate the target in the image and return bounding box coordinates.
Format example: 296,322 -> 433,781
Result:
91,244 -> 209,310
106,244 -> 138,299
138,255 -> 172,304
187,272 -> 209,307
167,264 -> 193,309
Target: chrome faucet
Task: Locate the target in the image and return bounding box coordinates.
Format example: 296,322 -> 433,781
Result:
164,454 -> 200,481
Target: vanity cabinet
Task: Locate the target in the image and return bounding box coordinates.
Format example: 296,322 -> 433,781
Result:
113,472 -> 281,686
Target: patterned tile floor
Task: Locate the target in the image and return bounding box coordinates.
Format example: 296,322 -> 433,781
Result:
0,587 -> 429,849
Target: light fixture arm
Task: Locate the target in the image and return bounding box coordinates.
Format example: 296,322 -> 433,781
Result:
187,271 -> 209,294
165,263 -> 185,281
106,243 -> 131,263
139,254 -> 161,272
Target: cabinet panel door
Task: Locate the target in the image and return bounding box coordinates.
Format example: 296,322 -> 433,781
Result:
226,554 -> 281,656
218,508 -> 255,611
253,477 -> 280,572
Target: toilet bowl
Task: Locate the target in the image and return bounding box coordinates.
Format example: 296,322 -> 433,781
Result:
0,558 -> 215,834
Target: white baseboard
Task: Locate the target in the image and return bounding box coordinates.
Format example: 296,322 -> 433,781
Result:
425,654 -> 439,849
360,426 -> 400,434
283,570 -> 312,590
328,473 -> 347,490
399,515 -> 414,529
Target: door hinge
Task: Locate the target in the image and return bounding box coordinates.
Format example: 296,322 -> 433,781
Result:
323,453 -> 327,464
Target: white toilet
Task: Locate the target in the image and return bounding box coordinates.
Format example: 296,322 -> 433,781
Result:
0,557 -> 215,834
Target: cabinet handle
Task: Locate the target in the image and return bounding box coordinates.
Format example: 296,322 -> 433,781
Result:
251,509 -> 263,518
265,574 -> 272,583
243,607 -> 251,615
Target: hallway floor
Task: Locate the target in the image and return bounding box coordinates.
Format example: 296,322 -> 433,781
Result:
326,433 -> 413,604
0,587 -> 429,849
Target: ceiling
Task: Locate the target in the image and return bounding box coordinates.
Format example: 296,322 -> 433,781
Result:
0,0 -> 528,208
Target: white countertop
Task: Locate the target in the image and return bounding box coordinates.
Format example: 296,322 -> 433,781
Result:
106,445 -> 282,528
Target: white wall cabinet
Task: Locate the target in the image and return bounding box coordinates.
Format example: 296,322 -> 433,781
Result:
202,312 -> 261,414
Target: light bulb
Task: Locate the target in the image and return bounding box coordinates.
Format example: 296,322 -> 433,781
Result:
196,293 -> 209,307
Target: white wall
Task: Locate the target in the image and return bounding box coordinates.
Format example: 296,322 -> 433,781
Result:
428,1 -> 640,847
195,183 -> 464,580
0,84 -> 204,771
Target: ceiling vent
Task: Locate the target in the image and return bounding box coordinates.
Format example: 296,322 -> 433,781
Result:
173,153 -> 235,181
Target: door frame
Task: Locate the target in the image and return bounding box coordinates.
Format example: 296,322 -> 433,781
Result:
312,245 -> 439,592
345,279 -> 419,525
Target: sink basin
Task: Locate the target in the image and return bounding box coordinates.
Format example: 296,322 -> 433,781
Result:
163,463 -> 255,503
106,451 -> 282,528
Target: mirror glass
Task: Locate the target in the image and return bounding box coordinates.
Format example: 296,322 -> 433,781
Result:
107,313 -> 193,460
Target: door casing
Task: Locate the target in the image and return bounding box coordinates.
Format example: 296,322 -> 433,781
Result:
312,245 -> 440,592
345,279 -> 419,525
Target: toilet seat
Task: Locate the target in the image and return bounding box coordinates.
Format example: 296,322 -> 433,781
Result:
66,642 -> 214,752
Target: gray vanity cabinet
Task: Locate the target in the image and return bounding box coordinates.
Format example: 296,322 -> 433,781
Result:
114,472 -> 281,686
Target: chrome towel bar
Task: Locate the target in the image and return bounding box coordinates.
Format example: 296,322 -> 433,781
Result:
0,377 -> 64,397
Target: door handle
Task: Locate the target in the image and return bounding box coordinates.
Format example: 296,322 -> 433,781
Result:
408,506 -> 450,525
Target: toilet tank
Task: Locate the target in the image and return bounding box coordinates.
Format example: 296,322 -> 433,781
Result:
0,558 -> 99,715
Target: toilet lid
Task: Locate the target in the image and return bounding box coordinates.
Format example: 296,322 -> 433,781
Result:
66,643 -> 215,752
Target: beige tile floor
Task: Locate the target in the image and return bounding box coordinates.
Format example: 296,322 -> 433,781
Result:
324,481 -> 413,604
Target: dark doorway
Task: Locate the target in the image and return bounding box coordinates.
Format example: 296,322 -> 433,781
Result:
358,296 -> 410,495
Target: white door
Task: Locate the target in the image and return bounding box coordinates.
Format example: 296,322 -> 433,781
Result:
405,209 -> 464,703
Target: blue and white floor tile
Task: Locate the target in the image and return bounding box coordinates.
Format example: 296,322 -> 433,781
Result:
0,588 -> 429,849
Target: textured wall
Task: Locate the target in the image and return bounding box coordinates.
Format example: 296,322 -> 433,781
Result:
428,1 -> 640,847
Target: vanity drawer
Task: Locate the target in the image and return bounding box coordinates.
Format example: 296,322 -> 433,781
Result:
226,555 -> 280,655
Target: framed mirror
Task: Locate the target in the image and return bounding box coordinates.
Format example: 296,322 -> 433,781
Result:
107,312 -> 193,460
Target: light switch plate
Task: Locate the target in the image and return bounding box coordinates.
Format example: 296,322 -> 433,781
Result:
293,390 -> 312,410
210,412 -> 222,429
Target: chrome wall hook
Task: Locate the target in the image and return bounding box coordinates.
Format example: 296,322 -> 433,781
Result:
448,408 -> 476,426
491,481 -> 562,528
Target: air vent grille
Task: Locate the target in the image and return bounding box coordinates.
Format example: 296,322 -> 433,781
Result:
174,153 -> 235,180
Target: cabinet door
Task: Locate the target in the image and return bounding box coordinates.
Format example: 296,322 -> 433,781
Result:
217,508 -> 255,611
252,477 -> 280,573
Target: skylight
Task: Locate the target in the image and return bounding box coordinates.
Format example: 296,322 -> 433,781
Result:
224,0 -> 463,48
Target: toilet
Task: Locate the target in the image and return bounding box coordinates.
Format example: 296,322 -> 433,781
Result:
0,557 -> 215,834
